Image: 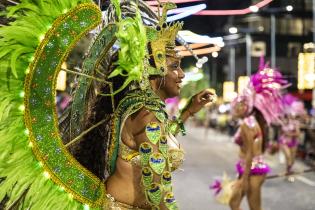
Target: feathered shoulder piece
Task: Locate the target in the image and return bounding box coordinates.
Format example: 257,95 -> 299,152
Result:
0,0 -> 107,209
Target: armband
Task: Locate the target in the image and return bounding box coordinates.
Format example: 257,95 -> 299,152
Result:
168,117 -> 186,136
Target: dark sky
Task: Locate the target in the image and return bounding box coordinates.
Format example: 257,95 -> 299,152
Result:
182,0 -> 251,35
0,0 -> 252,34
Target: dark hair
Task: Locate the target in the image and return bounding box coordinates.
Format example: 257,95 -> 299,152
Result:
60,0 -> 161,179
61,52 -> 130,180
253,107 -> 268,152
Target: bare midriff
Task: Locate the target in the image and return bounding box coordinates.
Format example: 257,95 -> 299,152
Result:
238,124 -> 263,159
106,157 -> 149,208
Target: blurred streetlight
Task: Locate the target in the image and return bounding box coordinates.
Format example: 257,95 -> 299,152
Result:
249,5 -> 259,13
229,27 -> 238,34
226,27 -> 254,76
192,67 -> 199,73
223,81 -> 237,102
212,51 -> 218,58
258,26 -> 264,32
286,5 -> 293,12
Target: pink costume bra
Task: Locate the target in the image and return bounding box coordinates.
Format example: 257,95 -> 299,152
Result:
279,119 -> 299,147
234,115 -> 262,146
281,120 -> 298,133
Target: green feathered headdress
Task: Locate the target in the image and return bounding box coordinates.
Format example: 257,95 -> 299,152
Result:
107,0 -> 147,94
105,0 -> 182,95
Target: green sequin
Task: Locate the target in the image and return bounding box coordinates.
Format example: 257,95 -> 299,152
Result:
146,27 -> 158,41
167,118 -> 186,136
142,167 -> 153,188
149,153 -> 166,175
139,142 -> 153,166
158,136 -> 168,157
164,192 -> 179,210
25,4 -> 104,205
161,171 -> 172,192
154,111 -> 167,123
70,24 -> 117,138
145,122 -> 161,145
147,183 -> 162,206
168,122 -> 178,136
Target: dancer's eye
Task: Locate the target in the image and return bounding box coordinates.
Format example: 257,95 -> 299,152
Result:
171,62 -> 179,69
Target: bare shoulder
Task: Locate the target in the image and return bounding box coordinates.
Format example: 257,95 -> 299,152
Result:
126,107 -> 158,136
240,122 -> 249,132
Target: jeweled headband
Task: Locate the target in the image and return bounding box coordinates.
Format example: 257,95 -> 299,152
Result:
106,0 -> 183,93
146,20 -> 183,76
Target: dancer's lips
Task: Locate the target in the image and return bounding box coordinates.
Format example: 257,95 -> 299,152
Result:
176,81 -> 182,88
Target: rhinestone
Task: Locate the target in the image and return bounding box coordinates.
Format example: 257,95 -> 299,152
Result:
46,115 -> 52,122
80,21 -> 87,27
63,22 -> 69,29
51,61 -> 58,68
44,87 -> 51,94
62,38 -> 70,46
81,189 -> 88,196
36,135 -> 43,141
54,167 -> 61,173
47,42 -> 54,49
78,174 -> 84,180
30,98 -> 37,106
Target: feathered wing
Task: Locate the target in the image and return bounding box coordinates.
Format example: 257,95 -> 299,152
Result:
60,0 -> 158,179
0,1 -> 106,209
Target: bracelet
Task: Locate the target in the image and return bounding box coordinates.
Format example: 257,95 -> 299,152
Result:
176,117 -> 186,136
181,96 -> 194,116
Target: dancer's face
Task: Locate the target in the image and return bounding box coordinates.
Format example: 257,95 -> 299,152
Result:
283,115 -> 289,123
153,56 -> 185,99
233,101 -> 248,118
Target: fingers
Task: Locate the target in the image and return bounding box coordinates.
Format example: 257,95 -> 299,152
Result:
197,89 -> 217,104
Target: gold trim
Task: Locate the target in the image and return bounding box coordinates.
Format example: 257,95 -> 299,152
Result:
24,3 -> 105,207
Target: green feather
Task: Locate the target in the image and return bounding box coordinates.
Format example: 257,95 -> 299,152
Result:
111,0 -> 122,20
0,0 -> 102,209
0,47 -> 14,60
108,9 -> 147,94
10,47 -> 33,78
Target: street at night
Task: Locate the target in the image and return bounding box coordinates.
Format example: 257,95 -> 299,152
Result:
1,0 -> 315,209
174,124 -> 315,210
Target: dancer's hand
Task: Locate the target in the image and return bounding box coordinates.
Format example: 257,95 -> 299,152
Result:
187,89 -> 216,115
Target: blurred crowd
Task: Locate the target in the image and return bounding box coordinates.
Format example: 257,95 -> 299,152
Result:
198,101 -> 315,166
56,89 -> 315,166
